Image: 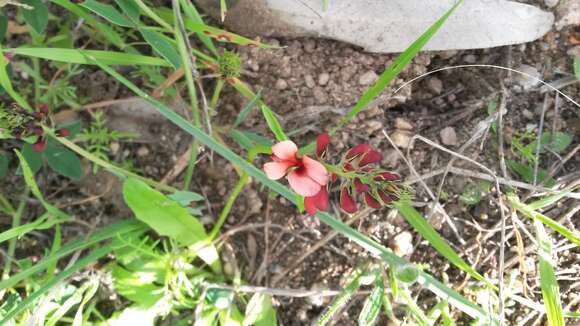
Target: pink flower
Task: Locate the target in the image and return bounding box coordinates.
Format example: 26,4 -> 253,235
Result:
263,140 -> 329,197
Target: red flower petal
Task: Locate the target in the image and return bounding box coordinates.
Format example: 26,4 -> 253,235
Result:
353,178 -> 370,193
32,139 -> 47,152
364,193 -> 381,209
288,169 -> 322,197
346,144 -> 371,160
374,172 -> 401,181
272,140 -> 298,161
304,188 -> 329,216
359,149 -> 383,166
343,163 -> 354,172
340,187 -> 358,213
56,128 -> 71,137
330,173 -> 339,183
379,191 -> 394,204
263,161 -> 293,180
302,156 -> 329,186
316,132 -> 330,157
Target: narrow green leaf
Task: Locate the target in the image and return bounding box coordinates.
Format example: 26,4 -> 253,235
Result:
21,0 -> 49,34
81,0 -> 134,27
301,0 -> 464,154
3,47 -> 170,66
508,196 -> 580,245
0,213 -> 66,244
122,178 -> 220,271
176,0 -> 217,55
526,191 -> 571,211
316,268 -> 364,326
534,221 -> 564,326
234,91 -> 262,128
115,0 -> 140,22
260,104 -> 287,141
139,29 -> 181,69
0,46 -> 33,111
539,132 -> 572,154
168,190 -> 205,206
574,57 -> 580,80
45,142 -> 83,180
394,200 -> 493,288
90,56 -> 492,323
229,129 -> 254,151
358,283 -> 383,326
0,153 -> 8,178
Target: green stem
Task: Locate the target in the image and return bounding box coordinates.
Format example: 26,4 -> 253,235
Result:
0,194 -> 15,215
208,145 -> 271,240
182,141 -> 199,191
210,78 -> 225,111
2,188 -> 29,280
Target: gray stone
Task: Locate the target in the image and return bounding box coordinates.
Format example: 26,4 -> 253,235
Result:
305,74 -> 316,88
358,70 -> 378,86
514,64 -> 541,90
275,78 -> 288,90
318,72 -> 330,86
427,77 -> 444,94
556,0 -> 580,30
440,127 -> 458,146
544,0 -> 558,8
198,0 -> 554,53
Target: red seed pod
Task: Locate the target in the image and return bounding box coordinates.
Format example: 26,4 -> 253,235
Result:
340,187 -> 358,213
343,163 -> 354,172
346,144 -> 372,160
364,193 -> 381,209
378,191 -> 394,204
56,128 -> 71,137
32,139 -> 47,152
374,172 -> 401,182
316,132 -> 330,158
353,178 -> 370,193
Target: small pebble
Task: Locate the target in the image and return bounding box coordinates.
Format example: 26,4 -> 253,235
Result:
275,78 -> 288,90
305,74 -> 316,88
390,130 -> 413,148
394,117 -> 413,130
303,39 -> 316,53
109,142 -> 120,155
522,109 -> 534,120
390,231 -> 414,256
358,70 -> 378,86
318,72 -> 330,86
137,146 -> 149,157
427,77 -> 443,95
514,64 -> 541,90
463,54 -> 477,64
440,127 -> 458,146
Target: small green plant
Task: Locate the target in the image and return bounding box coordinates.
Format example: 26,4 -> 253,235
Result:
77,111 -> 136,173
217,49 -> 242,78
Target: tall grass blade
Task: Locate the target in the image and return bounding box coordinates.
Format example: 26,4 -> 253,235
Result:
3,48 -> 170,66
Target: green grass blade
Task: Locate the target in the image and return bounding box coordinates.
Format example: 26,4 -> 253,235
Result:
177,0 -> 217,55
508,196 -> 580,245
394,200 -> 493,288
316,268 -> 364,326
89,57 -> 492,322
0,46 -> 33,111
3,48 -> 170,66
0,214 -> 66,244
300,0 -> 463,154
81,0 -> 134,27
139,29 -> 181,68
526,191 -> 571,211
0,243 -> 119,324
0,219 -> 145,291
534,220 -> 564,326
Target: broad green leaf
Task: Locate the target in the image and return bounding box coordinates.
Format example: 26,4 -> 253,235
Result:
45,142 -> 83,180
300,0 -> 464,154
574,57 -> 580,80
207,288 -> 234,310
91,55 -> 493,323
508,160 -> 554,186
508,196 -> 580,245
81,0 -> 134,27
72,279 -> 99,326
168,190 -> 204,206
57,120 -> 83,138
122,178 -> 220,271
539,132 -> 572,154
20,143 -> 42,174
0,15 -> 7,43
21,0 -> 49,34
243,293 -> 277,326
0,153 -> 8,178
394,200 -> 493,287
139,29 -> 181,69
112,262 -> 165,307
358,283 -> 383,326
115,0 -> 140,22
534,221 -> 564,326
460,181 -> 491,205
3,48 -> 170,66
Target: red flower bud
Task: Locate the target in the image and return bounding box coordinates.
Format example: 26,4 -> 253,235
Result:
379,191 -> 394,205
343,163 -> 354,172
304,187 -> 329,216
340,187 -> 357,213
31,126 -> 43,136
364,193 -> 381,209
316,132 -> 330,158
346,144 -> 371,160
38,104 -> 49,116
359,149 -> 383,166
32,139 -> 47,152
56,128 -> 70,137
353,178 -> 370,193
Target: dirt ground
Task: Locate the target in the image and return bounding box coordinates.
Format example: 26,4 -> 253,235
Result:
1,1 -> 579,325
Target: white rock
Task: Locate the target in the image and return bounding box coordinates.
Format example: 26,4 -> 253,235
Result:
427,77 -> 444,94
440,126 -> 458,146
358,70 -> 378,86
556,0 -> 580,30
390,231 -> 414,256
390,130 -> 413,148
544,0 -> 558,8
199,0 -> 554,53
395,118 -> 413,131
318,72 -> 330,86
